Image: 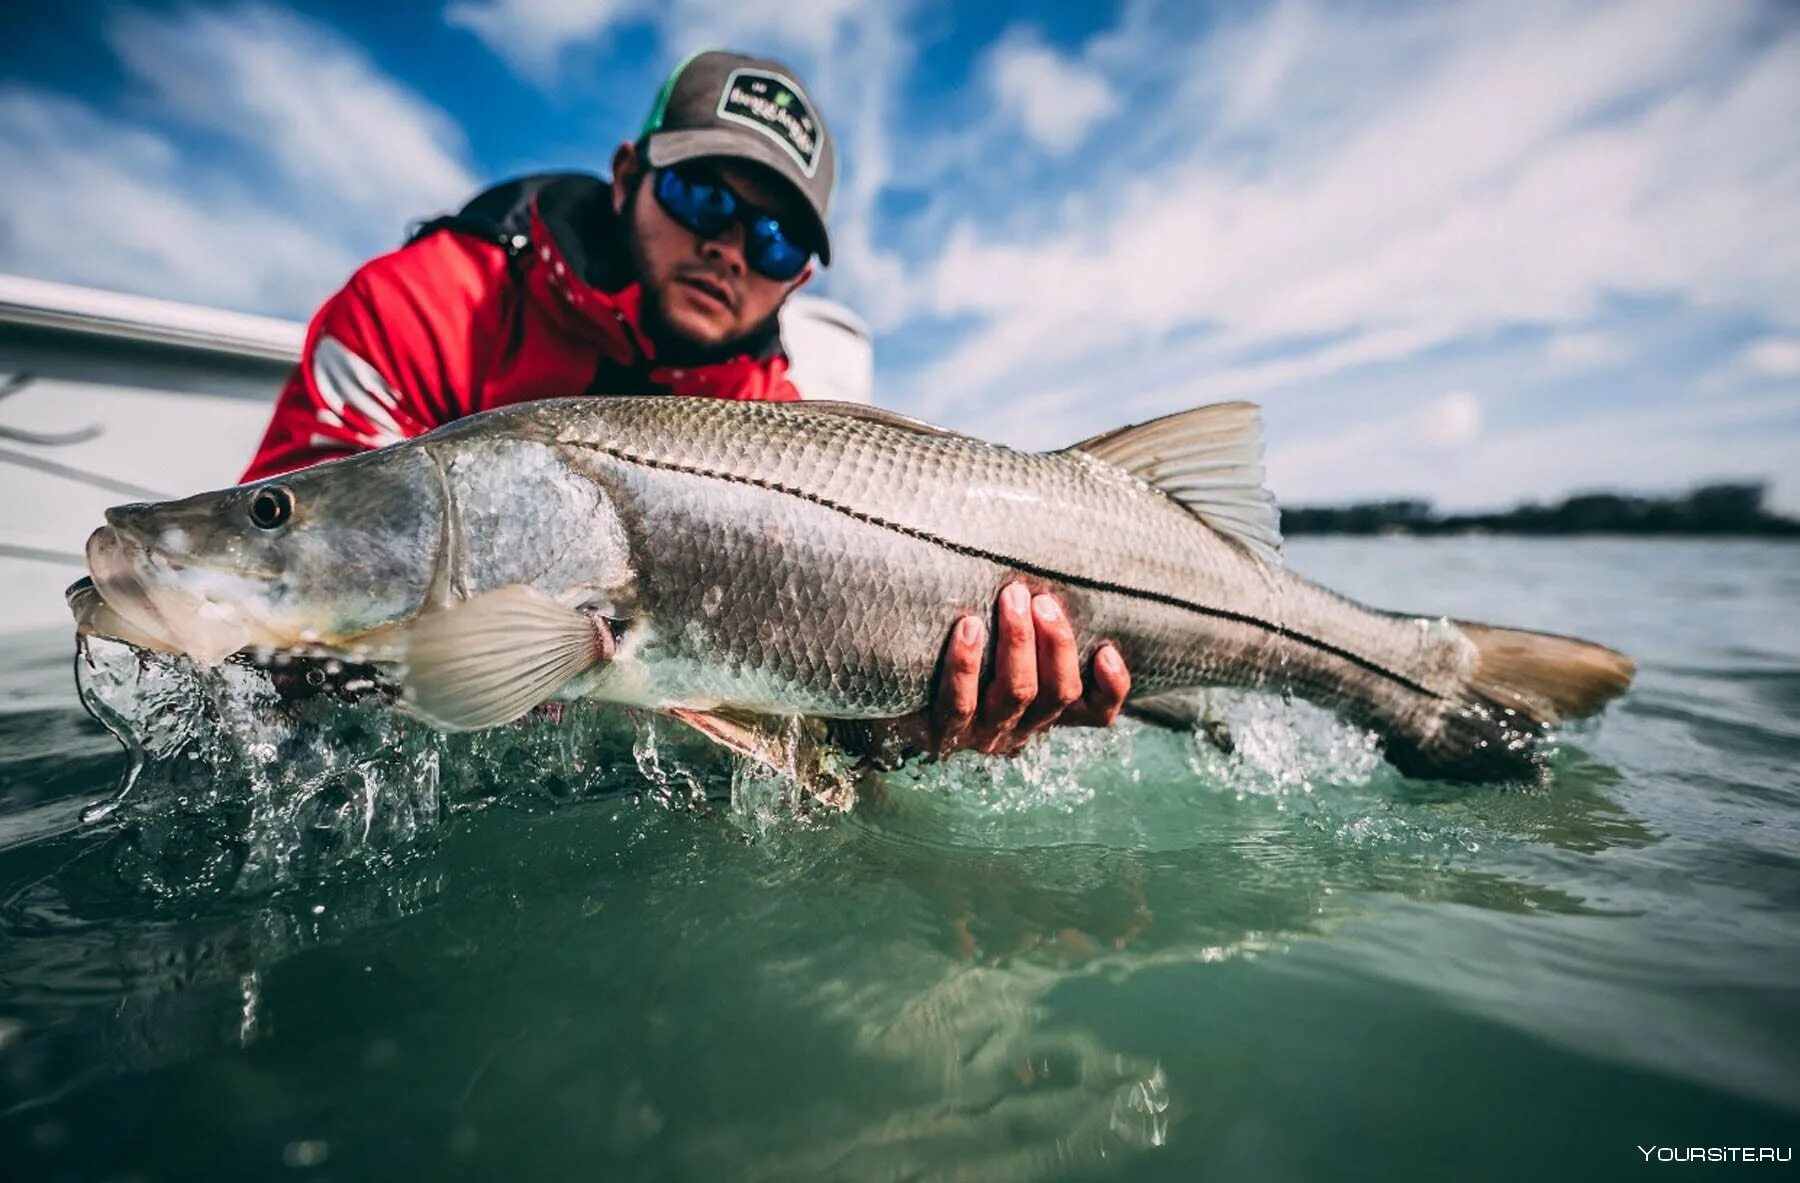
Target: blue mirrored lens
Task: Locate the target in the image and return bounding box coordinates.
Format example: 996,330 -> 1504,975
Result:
655,168 -> 736,237
747,216 -> 809,281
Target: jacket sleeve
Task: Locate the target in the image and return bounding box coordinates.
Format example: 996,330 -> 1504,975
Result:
240,232 -> 508,482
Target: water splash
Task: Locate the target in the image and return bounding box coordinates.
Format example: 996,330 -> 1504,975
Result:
630,712 -> 709,813
71,637 -> 731,897
1185,691 -> 1385,800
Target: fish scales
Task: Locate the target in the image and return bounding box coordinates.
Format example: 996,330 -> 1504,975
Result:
521,399 -> 1467,721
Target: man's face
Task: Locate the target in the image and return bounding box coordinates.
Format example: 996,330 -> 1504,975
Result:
613,143 -> 814,355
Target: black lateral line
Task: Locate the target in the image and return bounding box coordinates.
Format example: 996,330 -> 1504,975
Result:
581,443 -> 1444,701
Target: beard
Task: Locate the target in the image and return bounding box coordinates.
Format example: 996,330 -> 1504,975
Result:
622,182 -> 784,368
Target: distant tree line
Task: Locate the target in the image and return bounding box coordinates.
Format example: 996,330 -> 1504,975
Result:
1281,482 -> 1800,537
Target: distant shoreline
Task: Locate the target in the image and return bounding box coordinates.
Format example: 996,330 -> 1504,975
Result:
1280,482 -> 1800,538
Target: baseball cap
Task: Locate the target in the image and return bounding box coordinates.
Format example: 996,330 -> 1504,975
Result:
638,49 -> 836,265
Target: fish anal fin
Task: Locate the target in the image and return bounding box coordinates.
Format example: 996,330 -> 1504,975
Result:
1066,402 -> 1282,564
400,585 -> 613,731
665,708 -> 859,811
667,707 -> 791,766
1124,689 -> 1236,754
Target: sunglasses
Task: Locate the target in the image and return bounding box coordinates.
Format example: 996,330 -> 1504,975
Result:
652,165 -> 813,282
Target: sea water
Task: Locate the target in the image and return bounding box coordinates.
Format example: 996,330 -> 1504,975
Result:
0,538 -> 1795,1180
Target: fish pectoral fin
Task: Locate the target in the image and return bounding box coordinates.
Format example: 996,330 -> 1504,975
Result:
665,709 -> 859,811
398,585 -> 613,731
1065,402 -> 1282,564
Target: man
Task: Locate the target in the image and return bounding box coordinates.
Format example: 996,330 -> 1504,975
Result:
241,49 -> 1129,756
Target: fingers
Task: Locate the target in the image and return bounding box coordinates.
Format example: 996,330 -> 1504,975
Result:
931,582 -> 1135,759
1060,643 -> 1131,728
977,582 -> 1037,739
931,614 -> 986,755
1016,593 -> 1083,734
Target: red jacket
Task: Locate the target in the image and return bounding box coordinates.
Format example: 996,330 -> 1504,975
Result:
242,174 -> 800,482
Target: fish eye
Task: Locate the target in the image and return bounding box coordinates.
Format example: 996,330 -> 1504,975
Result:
248,485 -> 295,530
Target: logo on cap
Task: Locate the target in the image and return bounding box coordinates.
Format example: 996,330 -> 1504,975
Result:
716,68 -> 821,178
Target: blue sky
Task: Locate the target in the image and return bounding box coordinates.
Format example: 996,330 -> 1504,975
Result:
2,0 -> 1796,510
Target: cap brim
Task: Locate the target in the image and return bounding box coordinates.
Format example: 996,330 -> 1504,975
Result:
644,128 -> 832,265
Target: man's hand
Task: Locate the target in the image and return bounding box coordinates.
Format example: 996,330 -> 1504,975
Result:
931,582 -> 1130,758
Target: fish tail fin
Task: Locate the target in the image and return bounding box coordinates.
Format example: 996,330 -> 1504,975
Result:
1458,621 -> 1637,723
1385,621 -> 1636,781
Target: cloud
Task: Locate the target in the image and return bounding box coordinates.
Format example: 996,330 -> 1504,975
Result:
1415,390 -> 1482,448
1738,337 -> 1800,378
0,88 -> 355,315
0,5 -> 478,318
859,0 -> 1800,519
899,0 -> 1800,414
447,0 -> 866,83
648,0 -> 867,61
445,0 -> 648,81
109,5 -> 476,231
987,33 -> 1120,155
1545,331 -> 1627,368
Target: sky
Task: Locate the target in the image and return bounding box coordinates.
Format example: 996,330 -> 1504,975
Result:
1,0 -> 1796,511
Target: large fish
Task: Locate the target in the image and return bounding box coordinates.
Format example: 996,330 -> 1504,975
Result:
71,397 -> 1633,782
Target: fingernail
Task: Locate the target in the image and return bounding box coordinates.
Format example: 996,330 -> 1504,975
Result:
1098,646 -> 1122,673
1003,583 -> 1029,613
1034,596 -> 1061,623
957,616 -> 984,643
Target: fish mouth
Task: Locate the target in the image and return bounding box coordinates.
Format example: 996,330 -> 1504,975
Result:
80,525 -> 261,664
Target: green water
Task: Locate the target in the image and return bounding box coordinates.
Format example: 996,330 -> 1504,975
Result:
1,538 -> 1796,1180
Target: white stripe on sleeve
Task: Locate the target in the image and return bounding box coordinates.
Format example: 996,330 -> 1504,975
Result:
312,335 -> 407,446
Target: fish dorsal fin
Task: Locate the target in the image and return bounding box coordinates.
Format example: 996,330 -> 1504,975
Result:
1067,401 -> 1282,563
398,585 -> 614,731
779,400 -> 984,444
